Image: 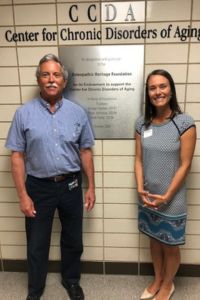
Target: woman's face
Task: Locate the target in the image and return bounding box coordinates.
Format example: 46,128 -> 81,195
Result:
147,75 -> 171,109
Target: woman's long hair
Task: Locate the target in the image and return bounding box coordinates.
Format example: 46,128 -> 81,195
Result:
144,69 -> 182,126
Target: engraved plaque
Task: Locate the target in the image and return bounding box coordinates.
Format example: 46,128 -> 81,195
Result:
59,45 -> 144,139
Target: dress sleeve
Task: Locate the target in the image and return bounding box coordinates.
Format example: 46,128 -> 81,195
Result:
173,113 -> 195,136
135,116 -> 145,135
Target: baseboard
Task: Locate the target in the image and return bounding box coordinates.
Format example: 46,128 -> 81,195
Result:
1,260 -> 200,277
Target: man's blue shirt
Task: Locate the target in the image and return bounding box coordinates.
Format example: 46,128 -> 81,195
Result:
5,97 -> 94,177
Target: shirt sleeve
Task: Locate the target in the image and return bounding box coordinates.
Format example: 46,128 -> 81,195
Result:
135,116 -> 145,135
79,113 -> 95,149
5,108 -> 26,152
173,113 -> 195,136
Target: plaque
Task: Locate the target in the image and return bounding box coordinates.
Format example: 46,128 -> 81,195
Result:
59,45 -> 144,139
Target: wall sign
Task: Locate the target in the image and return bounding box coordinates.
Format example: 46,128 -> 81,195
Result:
59,45 -> 144,139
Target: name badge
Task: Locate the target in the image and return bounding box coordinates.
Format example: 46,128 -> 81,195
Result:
144,129 -> 153,138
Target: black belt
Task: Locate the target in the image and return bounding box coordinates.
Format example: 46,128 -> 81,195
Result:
28,172 -> 79,183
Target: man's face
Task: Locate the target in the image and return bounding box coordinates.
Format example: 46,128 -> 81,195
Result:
37,60 -> 67,102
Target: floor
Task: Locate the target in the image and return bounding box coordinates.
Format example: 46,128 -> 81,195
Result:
0,272 -> 199,300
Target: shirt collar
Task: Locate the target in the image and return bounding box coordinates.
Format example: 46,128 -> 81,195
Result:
39,96 -> 63,112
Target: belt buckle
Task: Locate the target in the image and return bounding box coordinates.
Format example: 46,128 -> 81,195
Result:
54,175 -> 60,182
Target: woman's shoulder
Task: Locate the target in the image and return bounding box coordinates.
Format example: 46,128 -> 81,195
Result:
172,113 -> 195,135
135,116 -> 145,134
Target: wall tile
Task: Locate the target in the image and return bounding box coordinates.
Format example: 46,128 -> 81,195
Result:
187,173 -> 200,189
104,219 -> 138,233
0,232 -> 26,245
194,140 -> 200,156
0,188 -> 18,202
82,246 -> 103,261
188,64 -> 200,83
104,247 -> 139,262
14,5 -> 56,25
145,65 -> 187,83
181,249 -> 200,264
1,245 -> 26,259
0,0 -> 12,4
21,86 -> 39,103
187,220 -> 200,234
186,84 -> 200,102
0,6 -> 13,25
92,140 -> 102,155
104,233 -> 139,247
94,156 -> 102,171
0,86 -> 20,104
0,140 -> 10,155
0,123 -> 12,139
104,188 -> 137,204
147,0 -> 191,22
83,233 -> 103,247
0,217 -> 24,231
188,205 -> 200,220
146,44 -> 188,64
103,156 -> 134,172
104,172 -> 135,188
0,48 -> 17,66
190,156 -> 200,172
185,103 -> 200,121
182,235 -> 200,249
0,173 -> 14,187
0,68 -> 19,85
187,189 -> 200,205
83,203 -> 103,219
0,156 -> 10,171
19,67 -> 37,85
14,0 -> 55,3
189,43 -> 200,63
103,140 -> 134,155
104,203 -> 137,219
192,0 -> 200,20
0,105 -> 19,121
0,203 -> 22,217
17,46 -> 58,65
83,218 -> 103,233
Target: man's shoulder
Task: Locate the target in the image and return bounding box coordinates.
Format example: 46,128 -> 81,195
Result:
16,97 -> 39,112
62,98 -> 86,114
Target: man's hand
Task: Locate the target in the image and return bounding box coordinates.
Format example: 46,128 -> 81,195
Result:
20,195 -> 36,217
84,188 -> 95,212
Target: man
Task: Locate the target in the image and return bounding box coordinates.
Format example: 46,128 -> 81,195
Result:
6,54 -> 95,300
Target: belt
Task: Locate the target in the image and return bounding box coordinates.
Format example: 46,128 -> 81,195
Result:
28,172 -> 79,183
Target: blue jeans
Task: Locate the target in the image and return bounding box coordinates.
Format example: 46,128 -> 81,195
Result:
25,172 -> 83,297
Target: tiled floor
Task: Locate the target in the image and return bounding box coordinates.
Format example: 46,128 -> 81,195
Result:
0,272 -> 199,299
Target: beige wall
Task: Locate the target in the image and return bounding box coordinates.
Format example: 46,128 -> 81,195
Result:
0,0 -> 200,270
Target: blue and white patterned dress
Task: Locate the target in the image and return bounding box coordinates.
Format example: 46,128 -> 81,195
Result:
135,113 -> 195,245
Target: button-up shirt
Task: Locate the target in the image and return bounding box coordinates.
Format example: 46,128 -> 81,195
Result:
6,96 -> 94,178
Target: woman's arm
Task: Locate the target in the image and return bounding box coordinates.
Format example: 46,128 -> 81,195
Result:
134,132 -> 149,203
148,126 -> 196,207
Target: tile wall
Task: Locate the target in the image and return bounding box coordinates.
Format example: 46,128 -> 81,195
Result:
0,0 -> 199,273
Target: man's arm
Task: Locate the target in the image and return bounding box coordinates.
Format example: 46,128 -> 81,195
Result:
11,151 -> 36,217
80,148 -> 95,211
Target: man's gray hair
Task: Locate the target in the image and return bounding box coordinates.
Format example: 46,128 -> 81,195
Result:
36,54 -> 68,80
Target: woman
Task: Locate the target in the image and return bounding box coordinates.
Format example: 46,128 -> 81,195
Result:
135,69 -> 196,300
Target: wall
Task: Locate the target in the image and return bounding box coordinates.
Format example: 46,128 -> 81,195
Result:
0,0 -> 200,275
